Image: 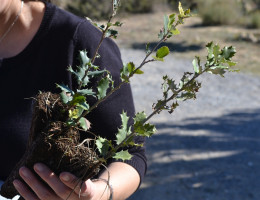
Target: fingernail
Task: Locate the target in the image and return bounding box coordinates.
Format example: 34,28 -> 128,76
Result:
61,174 -> 70,182
34,163 -> 44,172
13,180 -> 20,189
20,167 -> 29,178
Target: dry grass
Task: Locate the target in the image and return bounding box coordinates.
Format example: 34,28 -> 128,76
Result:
114,4 -> 260,76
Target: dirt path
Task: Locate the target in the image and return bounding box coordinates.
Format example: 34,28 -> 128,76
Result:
120,48 -> 260,200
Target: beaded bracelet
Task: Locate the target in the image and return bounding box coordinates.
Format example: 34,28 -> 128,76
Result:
92,178 -> 113,200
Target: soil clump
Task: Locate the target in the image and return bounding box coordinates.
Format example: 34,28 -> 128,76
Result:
0,92 -> 100,199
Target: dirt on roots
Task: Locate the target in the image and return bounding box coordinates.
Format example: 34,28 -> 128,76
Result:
0,92 -> 100,199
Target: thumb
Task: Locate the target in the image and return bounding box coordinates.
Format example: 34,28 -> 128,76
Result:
60,172 -> 95,198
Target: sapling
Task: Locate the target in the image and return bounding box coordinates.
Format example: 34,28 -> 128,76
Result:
0,1 -> 237,199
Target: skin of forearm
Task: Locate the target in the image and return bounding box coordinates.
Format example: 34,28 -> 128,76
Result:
93,162 -> 140,200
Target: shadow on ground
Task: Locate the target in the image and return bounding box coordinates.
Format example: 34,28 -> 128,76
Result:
128,109 -> 260,200
131,41 -> 203,53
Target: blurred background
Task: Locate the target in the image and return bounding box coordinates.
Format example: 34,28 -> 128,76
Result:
52,0 -> 260,76
53,1 -> 260,199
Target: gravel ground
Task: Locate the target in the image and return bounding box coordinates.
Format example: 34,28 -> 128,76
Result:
120,48 -> 260,200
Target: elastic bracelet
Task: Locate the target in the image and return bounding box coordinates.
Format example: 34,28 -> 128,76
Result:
92,178 -> 113,200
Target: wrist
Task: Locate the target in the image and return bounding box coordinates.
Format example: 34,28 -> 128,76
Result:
92,178 -> 113,200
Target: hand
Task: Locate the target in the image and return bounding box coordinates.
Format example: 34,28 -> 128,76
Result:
13,163 -> 98,200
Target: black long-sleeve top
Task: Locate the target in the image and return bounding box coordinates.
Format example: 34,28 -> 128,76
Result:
0,1 -> 146,183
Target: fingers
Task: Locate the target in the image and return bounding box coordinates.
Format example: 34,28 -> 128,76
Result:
13,179 -> 39,200
15,166 -> 57,200
60,172 -> 95,199
14,164 -> 80,200
33,163 -> 79,200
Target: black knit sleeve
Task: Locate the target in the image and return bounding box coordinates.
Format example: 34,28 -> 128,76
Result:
72,20 -> 147,183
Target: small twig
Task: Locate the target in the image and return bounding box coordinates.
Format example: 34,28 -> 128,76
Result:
52,96 -> 60,108
77,139 -> 93,148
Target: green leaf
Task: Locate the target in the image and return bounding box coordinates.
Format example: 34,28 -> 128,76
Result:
170,28 -> 180,35
134,112 -> 147,123
66,118 -> 76,127
79,50 -> 90,66
221,46 -> 236,60
146,43 -> 151,54
116,112 -> 131,145
69,93 -> 86,106
56,84 -> 74,95
207,65 -> 228,77
77,101 -> 89,110
169,101 -> 179,114
97,76 -> 110,99
177,92 -> 196,101
167,78 -> 178,92
113,150 -> 133,161
158,30 -> 164,40
226,60 -> 237,67
206,42 -> 214,59
120,111 -> 129,132
113,0 -> 120,11
133,112 -> 156,137
120,64 -> 130,82
79,117 -> 89,131
77,89 -> 96,97
152,55 -> 164,62
68,66 -> 89,87
96,137 -> 110,157
135,123 -> 156,137
179,80 -> 184,89
69,109 -> 82,119
213,44 -> 221,61
127,62 -> 135,74
152,100 -> 166,111
168,13 -> 176,29
113,21 -> 123,27
59,92 -> 72,104
156,46 -> 170,59
184,9 -> 191,15
106,29 -> 119,39
178,2 -> 185,16
192,56 -> 202,74
135,69 -> 144,74
164,15 -> 169,35
88,70 -> 106,77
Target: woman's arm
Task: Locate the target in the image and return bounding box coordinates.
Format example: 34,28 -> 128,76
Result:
92,162 -> 140,200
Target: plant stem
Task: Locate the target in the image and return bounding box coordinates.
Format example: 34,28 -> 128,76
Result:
102,68 -> 210,162
131,37 -> 166,76
91,17 -> 112,64
79,15 -> 114,89
80,81 -> 125,119
144,69 -> 208,124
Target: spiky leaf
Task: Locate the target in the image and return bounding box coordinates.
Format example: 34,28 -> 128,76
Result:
96,137 -> 110,157
79,50 -> 90,66
116,112 -> 131,145
77,89 -> 96,97
192,56 -> 202,74
56,84 -> 74,95
79,117 -> 89,131
97,76 -> 110,99
221,46 -> 236,60
113,150 -> 133,161
69,94 -> 86,106
134,112 -> 156,137
59,92 -> 72,104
